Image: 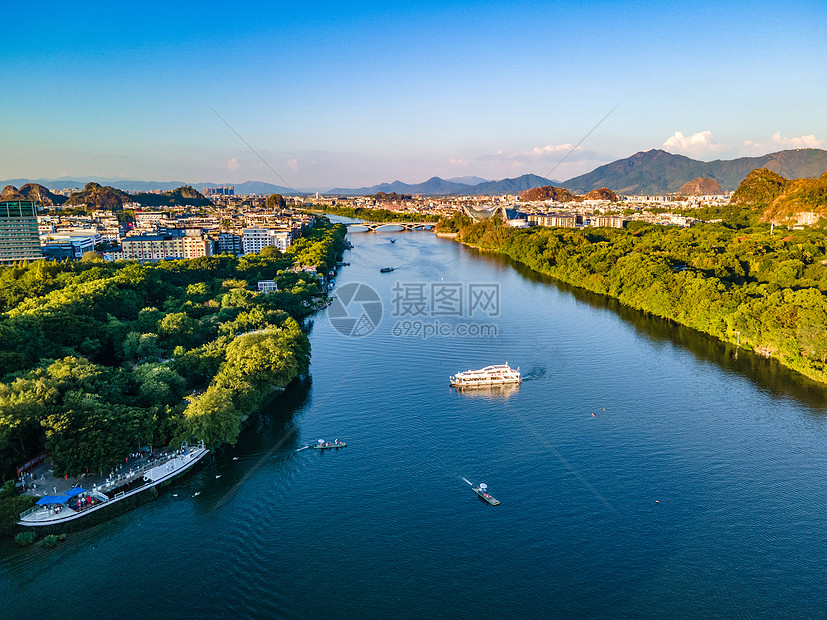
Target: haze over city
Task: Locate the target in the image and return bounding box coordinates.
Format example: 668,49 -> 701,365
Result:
2,0 -> 825,189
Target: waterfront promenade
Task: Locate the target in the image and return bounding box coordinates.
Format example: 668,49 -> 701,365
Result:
20,448 -> 181,499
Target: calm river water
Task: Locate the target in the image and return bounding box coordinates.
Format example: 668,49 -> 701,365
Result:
3,219 -> 827,618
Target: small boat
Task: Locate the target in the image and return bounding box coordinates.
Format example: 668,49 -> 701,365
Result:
380,267 -> 395,273
472,483 -> 500,506
450,363 -> 521,387
311,439 -> 347,450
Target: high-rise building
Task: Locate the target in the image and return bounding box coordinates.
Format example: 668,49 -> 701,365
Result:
204,186 -> 234,196
0,200 -> 43,263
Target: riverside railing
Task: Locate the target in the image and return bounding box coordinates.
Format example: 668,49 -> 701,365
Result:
20,441 -> 205,520
98,451 -> 183,492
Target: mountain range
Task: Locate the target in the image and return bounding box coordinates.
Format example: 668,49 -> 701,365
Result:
326,174 -> 559,196
4,148 -> 827,198
561,148 -> 827,195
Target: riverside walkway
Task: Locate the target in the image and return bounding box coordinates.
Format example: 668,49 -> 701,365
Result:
19,448 -> 185,500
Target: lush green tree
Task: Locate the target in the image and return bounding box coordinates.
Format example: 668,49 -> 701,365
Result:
266,194 -> 286,209
0,481 -> 35,535
158,312 -> 200,349
178,387 -> 240,447
0,216 -> 345,487
123,331 -> 162,362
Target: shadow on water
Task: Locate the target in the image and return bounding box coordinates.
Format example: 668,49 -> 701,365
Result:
469,245 -> 827,411
233,375 -> 311,455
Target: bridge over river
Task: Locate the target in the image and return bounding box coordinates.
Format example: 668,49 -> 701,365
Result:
345,221 -> 438,232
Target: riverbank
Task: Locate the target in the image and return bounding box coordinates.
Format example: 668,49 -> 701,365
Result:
448,219 -> 827,387
0,218 -> 347,534
6,221 -> 827,618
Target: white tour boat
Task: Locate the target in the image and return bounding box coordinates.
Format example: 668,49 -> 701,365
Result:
449,363 -> 521,387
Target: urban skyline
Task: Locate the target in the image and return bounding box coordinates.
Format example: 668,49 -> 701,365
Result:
2,1 -> 825,188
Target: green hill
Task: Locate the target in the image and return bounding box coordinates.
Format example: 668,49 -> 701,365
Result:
133,185 -> 211,207
518,185 -> 577,202
19,183 -> 68,206
65,182 -> 132,211
730,168 -> 827,224
730,169 -> 788,205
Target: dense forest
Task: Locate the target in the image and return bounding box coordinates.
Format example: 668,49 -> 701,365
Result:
0,219 -> 346,484
437,213 -> 827,385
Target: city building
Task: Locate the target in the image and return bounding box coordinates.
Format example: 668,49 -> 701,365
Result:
586,215 -> 625,228
204,186 -> 234,196
133,211 -> 169,226
40,232 -> 101,260
257,280 -> 278,294
528,213 -> 579,228
242,227 -> 292,254
102,246 -> 124,261
217,230 -> 243,255
121,232 -> 214,262
0,200 -> 43,263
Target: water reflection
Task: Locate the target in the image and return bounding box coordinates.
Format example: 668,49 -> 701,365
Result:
453,383 -> 521,400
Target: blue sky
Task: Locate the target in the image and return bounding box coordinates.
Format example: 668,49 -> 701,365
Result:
1,0 -> 825,189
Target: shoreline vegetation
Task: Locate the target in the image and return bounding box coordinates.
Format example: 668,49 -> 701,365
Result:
435,212 -> 827,386
0,218 -> 346,535
323,205 -> 827,386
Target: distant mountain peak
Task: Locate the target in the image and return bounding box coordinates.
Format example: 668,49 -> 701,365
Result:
446,175 -> 489,186
562,148 -> 827,195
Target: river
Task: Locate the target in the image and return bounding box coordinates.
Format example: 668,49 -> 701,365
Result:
3,220 -> 827,618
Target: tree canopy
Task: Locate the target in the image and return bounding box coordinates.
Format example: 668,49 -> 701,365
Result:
450,216 -> 827,385
0,218 -> 346,478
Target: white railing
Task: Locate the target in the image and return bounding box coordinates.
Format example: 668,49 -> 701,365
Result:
99,451 -> 182,492
18,442 -> 207,520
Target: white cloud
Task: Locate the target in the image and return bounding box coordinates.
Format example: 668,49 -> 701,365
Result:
287,158 -> 299,171
448,157 -> 468,166
745,132 -> 824,150
663,130 -> 722,154
525,143 -> 577,157
226,157 -> 240,170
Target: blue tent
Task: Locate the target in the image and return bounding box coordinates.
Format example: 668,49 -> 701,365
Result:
36,495 -> 70,505
65,487 -> 85,498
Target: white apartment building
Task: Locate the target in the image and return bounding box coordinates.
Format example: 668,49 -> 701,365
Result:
242,228 -> 292,254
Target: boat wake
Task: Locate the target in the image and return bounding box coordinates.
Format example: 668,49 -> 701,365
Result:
461,477 -> 472,486
520,367 -> 546,381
